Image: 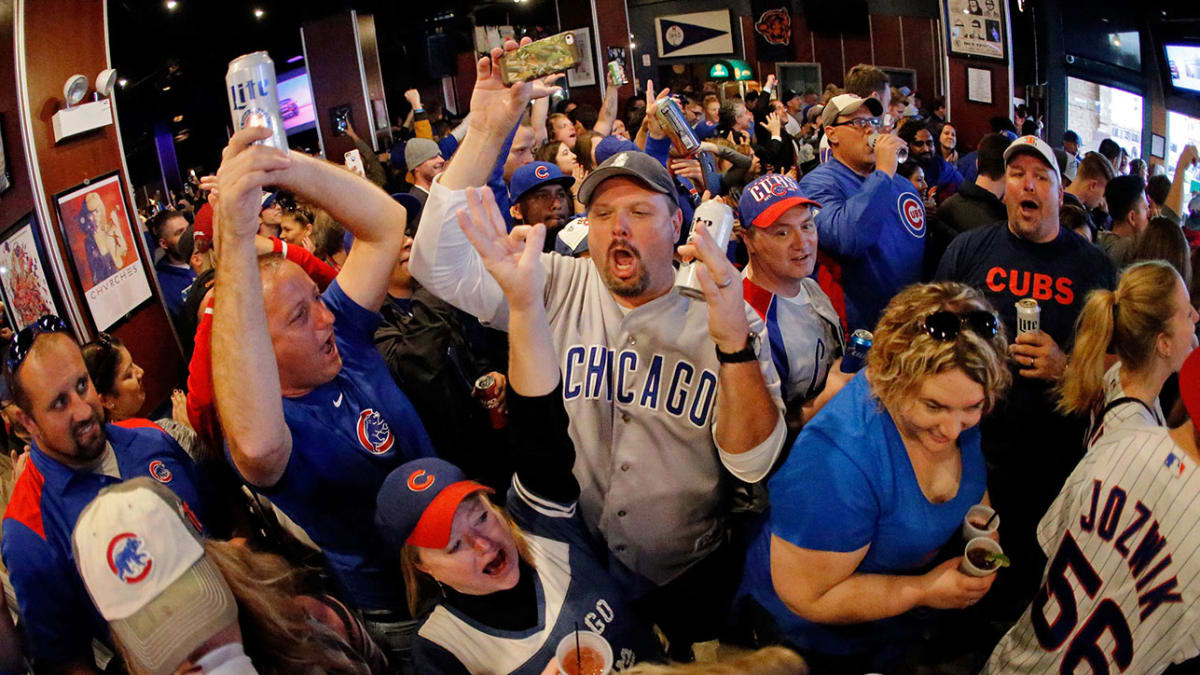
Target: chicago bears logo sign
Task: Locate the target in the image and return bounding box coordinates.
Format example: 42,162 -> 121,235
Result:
148,460 -> 172,484
107,533 -> 152,584
754,8 -> 791,46
407,469 -> 435,492
356,409 -> 395,455
534,164 -> 550,179
897,194 -> 926,238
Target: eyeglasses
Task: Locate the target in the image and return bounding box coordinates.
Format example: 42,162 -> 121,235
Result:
830,117 -> 881,131
922,310 -> 999,341
6,315 -> 70,376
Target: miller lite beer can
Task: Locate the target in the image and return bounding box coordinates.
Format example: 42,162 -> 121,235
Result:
226,51 -> 288,154
474,374 -> 507,430
1016,298 -> 1041,335
655,97 -> 702,156
841,329 -> 873,373
677,200 -> 735,301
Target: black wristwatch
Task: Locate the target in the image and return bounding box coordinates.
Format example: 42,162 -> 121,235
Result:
715,332 -> 760,364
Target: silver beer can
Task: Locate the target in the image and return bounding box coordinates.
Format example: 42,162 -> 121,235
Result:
1015,298 -> 1040,335
677,200 -> 735,300
226,51 -> 288,154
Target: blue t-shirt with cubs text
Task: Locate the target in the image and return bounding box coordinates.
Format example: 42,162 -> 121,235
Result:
799,158 -> 926,333
255,279 -> 434,611
934,223 -> 1116,349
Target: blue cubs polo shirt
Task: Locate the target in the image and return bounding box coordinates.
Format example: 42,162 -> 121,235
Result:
253,279 -> 435,611
1,421 -> 204,664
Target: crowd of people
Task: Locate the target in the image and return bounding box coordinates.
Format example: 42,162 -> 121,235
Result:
2,35 -> 1200,675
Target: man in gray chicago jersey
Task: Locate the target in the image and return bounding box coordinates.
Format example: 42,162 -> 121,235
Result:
411,40 -> 786,659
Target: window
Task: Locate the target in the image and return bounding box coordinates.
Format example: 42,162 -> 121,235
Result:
1166,111 -> 1200,196
1066,77 -> 1143,158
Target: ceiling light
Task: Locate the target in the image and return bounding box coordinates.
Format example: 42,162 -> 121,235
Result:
165,0 -> 177,9
118,78 -> 128,87
254,8 -> 264,18
162,85 -> 171,91
173,115 -> 184,122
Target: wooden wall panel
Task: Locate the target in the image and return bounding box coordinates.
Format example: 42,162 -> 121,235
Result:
303,12 -> 368,162
791,14 -> 815,63
842,32 -> 874,78
871,16 -> 904,70
0,0 -> 34,233
594,0 -> 635,112
19,0 -> 183,414
948,59 -> 1006,147
812,32 -> 844,91
901,17 -> 937,98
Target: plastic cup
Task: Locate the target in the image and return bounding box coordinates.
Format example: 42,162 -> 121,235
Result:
960,537 -> 1003,577
962,504 -> 999,541
555,631 -> 613,675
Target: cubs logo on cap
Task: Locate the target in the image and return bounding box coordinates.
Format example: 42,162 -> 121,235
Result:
509,161 -> 575,204
408,469 -> 435,492
738,174 -> 821,229
375,458 -> 494,551
357,409 -> 395,455
897,194 -> 926,238
107,533 -> 152,584
148,460 -> 172,484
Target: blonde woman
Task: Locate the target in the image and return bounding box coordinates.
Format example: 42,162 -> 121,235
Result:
736,282 -> 1012,673
1057,260 -> 1199,443
85,191 -> 128,272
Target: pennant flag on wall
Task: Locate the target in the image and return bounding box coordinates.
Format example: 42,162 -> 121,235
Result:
654,10 -> 734,58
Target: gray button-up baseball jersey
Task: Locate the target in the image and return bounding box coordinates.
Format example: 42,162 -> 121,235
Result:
412,179 -> 785,585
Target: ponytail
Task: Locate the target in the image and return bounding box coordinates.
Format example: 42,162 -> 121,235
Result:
1057,261 -> 1182,416
1056,289 -> 1116,416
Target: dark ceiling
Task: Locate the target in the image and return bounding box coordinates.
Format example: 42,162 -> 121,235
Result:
107,0 -> 561,191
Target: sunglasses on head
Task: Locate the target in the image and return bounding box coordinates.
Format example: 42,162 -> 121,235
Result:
5,315 -> 70,376
922,310 -> 999,341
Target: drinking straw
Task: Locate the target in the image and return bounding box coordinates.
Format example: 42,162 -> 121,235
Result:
984,510 -> 999,529
575,621 -> 581,673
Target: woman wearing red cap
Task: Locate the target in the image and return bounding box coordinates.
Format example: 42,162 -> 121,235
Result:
375,198 -> 661,673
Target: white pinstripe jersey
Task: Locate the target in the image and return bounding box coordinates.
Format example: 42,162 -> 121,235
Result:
984,426 -> 1200,674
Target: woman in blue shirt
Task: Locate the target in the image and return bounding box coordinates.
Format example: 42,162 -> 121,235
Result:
737,281 -> 1012,672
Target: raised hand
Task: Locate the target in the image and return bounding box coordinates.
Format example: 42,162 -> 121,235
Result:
643,80 -> 671,139
531,73 -> 564,101
760,111 -> 783,137
467,39 -> 537,140
404,88 -> 423,109
215,127 -> 291,242
677,217 -> 751,353
456,187 -> 546,311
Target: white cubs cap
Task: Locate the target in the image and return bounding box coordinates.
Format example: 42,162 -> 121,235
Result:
72,478 -> 237,675
1003,135 -> 1061,182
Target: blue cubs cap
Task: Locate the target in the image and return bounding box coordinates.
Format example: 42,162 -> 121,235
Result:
509,162 -> 575,204
259,192 -> 278,211
594,135 -> 639,165
738,174 -> 821,229
375,458 -> 493,551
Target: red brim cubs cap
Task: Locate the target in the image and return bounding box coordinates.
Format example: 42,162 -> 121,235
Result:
376,457 -> 493,551
738,173 -> 821,229
72,478 -> 236,675
1180,347 -> 1200,427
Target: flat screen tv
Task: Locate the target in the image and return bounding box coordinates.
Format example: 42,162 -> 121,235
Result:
277,67 -> 316,134
1165,43 -> 1200,96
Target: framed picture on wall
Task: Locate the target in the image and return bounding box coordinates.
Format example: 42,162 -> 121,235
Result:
775,63 -> 822,101
942,0 -> 1007,63
566,28 -> 596,88
53,171 -> 153,332
0,114 -> 10,195
0,212 -> 64,331
879,67 -> 917,92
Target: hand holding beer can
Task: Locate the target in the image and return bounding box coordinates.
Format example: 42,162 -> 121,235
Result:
676,201 -> 734,301
226,51 -> 289,154
606,60 -> 628,87
1015,299 -> 1040,335
655,97 -> 701,157
841,329 -> 873,373
474,374 -> 507,430
868,132 -> 907,164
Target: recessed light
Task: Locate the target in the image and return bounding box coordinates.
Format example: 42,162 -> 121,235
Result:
254,8 -> 264,18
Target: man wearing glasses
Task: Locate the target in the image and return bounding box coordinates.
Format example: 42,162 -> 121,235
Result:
936,135 -> 1116,619
1,316 -> 206,673
798,93 -> 923,334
